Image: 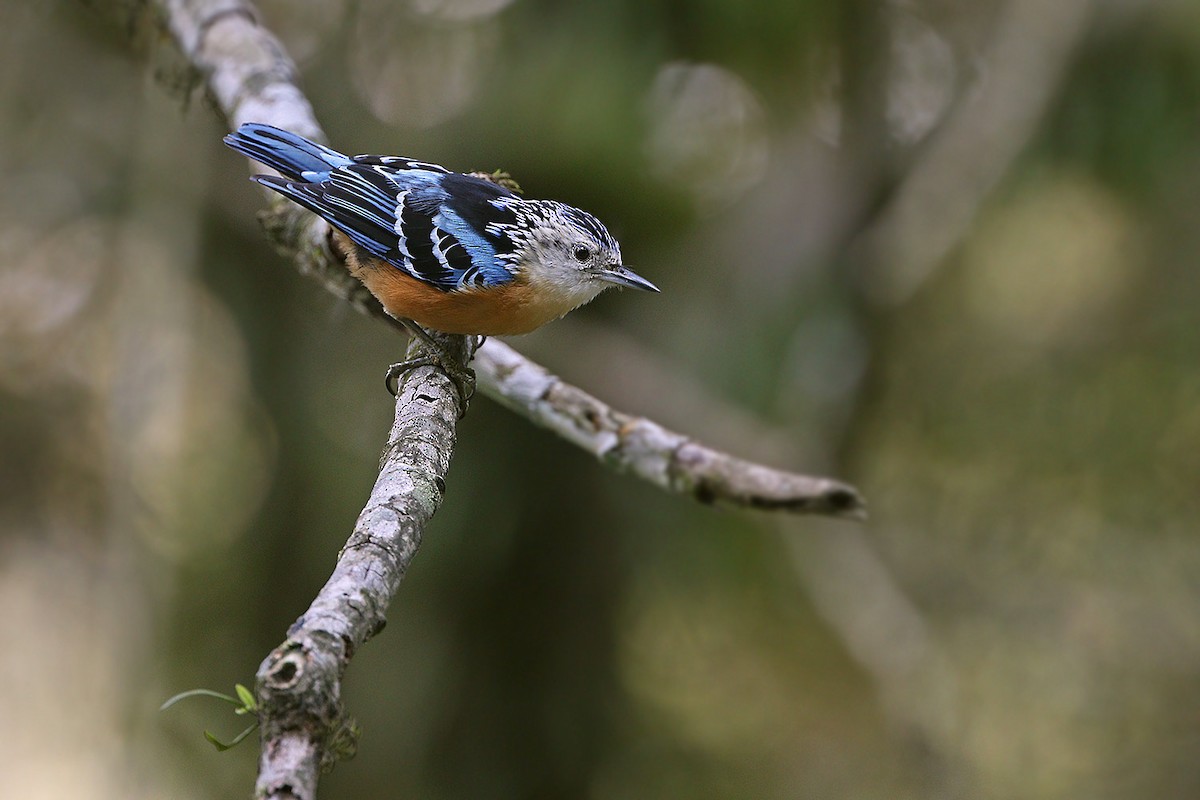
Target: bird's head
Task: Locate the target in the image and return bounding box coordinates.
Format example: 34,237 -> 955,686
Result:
515,200 -> 659,304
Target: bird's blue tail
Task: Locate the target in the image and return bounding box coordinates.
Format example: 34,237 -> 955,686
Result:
223,123 -> 353,182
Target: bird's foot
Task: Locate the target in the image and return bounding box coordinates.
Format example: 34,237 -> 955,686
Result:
385,354 -> 476,417
386,319 -> 478,416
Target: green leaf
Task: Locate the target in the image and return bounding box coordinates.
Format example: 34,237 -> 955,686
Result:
204,723 -> 258,752
234,683 -> 257,713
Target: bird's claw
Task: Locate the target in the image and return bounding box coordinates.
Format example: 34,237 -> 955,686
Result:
385,355 -> 476,417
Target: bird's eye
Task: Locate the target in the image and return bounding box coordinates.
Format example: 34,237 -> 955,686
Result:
572,245 -> 591,263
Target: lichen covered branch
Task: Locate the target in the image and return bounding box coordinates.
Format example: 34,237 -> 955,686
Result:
253,348 -> 464,799
475,341 -> 865,518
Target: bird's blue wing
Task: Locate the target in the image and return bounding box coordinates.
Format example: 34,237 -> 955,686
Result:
432,172 -> 524,287
253,158 -> 520,291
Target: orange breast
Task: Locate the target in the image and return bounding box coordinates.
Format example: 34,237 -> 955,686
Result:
337,232 -> 579,336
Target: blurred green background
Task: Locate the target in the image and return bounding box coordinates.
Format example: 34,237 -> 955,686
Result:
3,0 -> 1200,797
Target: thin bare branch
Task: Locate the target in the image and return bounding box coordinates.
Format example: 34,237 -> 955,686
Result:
476,340 -> 865,517
253,341 -> 465,799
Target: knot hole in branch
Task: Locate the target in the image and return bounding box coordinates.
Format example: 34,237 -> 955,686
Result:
264,645 -> 306,690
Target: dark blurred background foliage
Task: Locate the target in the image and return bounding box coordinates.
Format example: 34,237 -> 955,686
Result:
3,0 -> 1200,797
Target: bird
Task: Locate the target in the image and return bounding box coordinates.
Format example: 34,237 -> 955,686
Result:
223,124 -> 658,372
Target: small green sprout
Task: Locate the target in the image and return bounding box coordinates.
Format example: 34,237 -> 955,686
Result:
161,683 -> 259,752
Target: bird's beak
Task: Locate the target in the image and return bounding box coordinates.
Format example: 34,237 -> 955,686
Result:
597,265 -> 660,293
